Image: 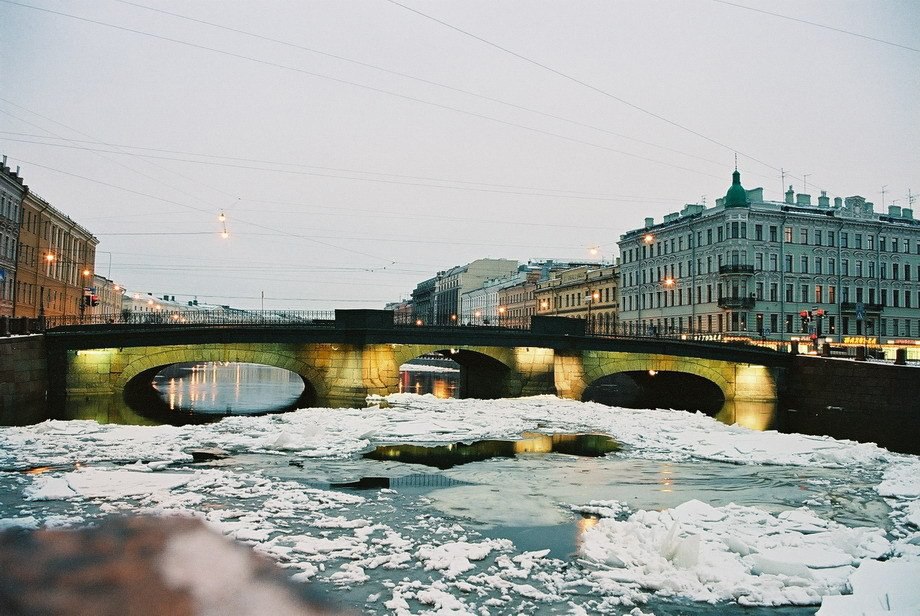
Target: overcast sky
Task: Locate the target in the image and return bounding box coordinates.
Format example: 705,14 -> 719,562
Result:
2,0 -> 918,310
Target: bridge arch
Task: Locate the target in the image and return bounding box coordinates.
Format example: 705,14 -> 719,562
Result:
392,344 -> 555,399
558,351 -> 778,406
114,345 -> 329,402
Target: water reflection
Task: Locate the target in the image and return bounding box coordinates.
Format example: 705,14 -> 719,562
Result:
398,370 -> 460,398
152,362 -> 305,415
364,432 -> 620,469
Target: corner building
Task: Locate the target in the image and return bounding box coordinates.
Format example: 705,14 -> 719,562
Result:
617,170 -> 920,343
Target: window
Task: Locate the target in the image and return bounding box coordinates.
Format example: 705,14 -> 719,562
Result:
842,259 -> 849,276
707,229 -> 713,245
815,257 -> 823,274
785,284 -> 793,302
841,232 -> 848,248
904,239 -> 910,254
801,285 -> 809,302
755,253 -> 763,270
755,224 -> 763,241
770,226 -> 778,242
856,260 -> 863,277
770,283 -> 778,301
881,262 -> 888,279
815,230 -> 823,246
731,222 -> 739,239
880,237 -> 887,251
740,223 -> 747,239
868,235 -> 875,250
905,264 -> 911,281
828,232 -> 835,248
855,233 -> 863,249
829,286 -> 836,304
784,227 -> 793,243
893,238 -> 899,253
718,226 -> 724,242
842,287 -> 850,302
784,255 -> 793,272
815,285 -> 823,303
769,254 -> 778,271
869,262 -> 875,278
756,282 -> 764,300
800,255 -> 808,274
800,229 -> 809,244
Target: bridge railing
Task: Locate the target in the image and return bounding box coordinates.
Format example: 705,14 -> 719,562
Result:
41,310 -> 337,329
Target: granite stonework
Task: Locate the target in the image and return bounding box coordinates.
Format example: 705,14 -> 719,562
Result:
0,335 -> 48,423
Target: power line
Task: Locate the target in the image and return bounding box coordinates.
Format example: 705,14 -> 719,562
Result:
5,156 -> 399,264
113,0 -> 733,172
0,134 -> 683,203
383,0 -> 803,182
0,0 -> 724,180
711,0 -> 920,54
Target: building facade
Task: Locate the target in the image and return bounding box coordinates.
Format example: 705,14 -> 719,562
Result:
0,157 -> 24,316
92,275 -> 125,322
534,264 -> 619,334
15,190 -> 98,320
617,169 -> 920,343
411,276 -> 436,325
432,259 -> 519,325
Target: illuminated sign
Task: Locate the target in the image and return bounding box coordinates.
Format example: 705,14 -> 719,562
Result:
843,336 -> 877,345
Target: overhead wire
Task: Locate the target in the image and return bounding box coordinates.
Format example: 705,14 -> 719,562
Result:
0,0 -> 727,181
711,0 -> 920,54
383,0 -> 821,190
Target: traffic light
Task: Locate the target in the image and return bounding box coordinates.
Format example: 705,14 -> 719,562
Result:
90,295 -> 99,307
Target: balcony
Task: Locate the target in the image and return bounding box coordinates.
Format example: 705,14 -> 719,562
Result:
841,302 -> 884,313
718,264 -> 755,275
717,295 -> 755,309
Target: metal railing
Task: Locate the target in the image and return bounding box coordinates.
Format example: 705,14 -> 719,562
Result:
41,310 -> 336,329
718,264 -> 755,274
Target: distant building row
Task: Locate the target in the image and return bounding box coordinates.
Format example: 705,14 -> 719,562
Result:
394,169 -> 920,345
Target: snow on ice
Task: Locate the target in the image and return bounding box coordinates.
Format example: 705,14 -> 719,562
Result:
1,394 -> 918,613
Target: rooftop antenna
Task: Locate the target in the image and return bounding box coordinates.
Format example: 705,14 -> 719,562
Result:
781,168 -> 786,197
908,189 -> 916,209
803,174 -> 811,194
734,152 -> 738,170
881,185 -> 888,208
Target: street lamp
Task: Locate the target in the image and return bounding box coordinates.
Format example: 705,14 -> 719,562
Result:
498,306 -> 506,327
585,290 -> 600,334
474,310 -> 481,325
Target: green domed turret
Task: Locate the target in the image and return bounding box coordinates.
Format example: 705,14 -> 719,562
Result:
724,169 -> 749,208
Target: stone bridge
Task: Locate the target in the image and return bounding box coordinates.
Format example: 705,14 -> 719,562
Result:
45,312 -> 790,409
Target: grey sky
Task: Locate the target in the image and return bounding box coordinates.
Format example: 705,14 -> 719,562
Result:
2,0 -> 918,309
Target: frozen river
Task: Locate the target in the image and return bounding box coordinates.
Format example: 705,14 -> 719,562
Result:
2,390 -> 919,615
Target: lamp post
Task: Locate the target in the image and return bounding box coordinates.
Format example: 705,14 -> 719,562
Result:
585,290 -> 600,334
498,305 -> 506,327
43,252 -> 93,323
636,233 -> 655,336
662,277 -> 675,335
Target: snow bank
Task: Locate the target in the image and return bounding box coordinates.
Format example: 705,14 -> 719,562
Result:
579,499 -> 891,606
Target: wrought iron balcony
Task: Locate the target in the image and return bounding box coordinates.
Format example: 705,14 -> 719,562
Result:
841,302 -> 884,313
717,295 -> 755,309
718,264 -> 755,275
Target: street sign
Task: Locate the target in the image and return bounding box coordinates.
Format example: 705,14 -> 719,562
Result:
855,302 -> 866,321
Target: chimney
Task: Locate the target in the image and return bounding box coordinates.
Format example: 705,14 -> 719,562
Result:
796,193 -> 811,206
834,197 -> 843,208
1,155 -> 6,167
889,205 -> 902,217
785,185 -> 795,204
818,191 -> 830,207
903,209 -> 914,220
644,217 -> 654,228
